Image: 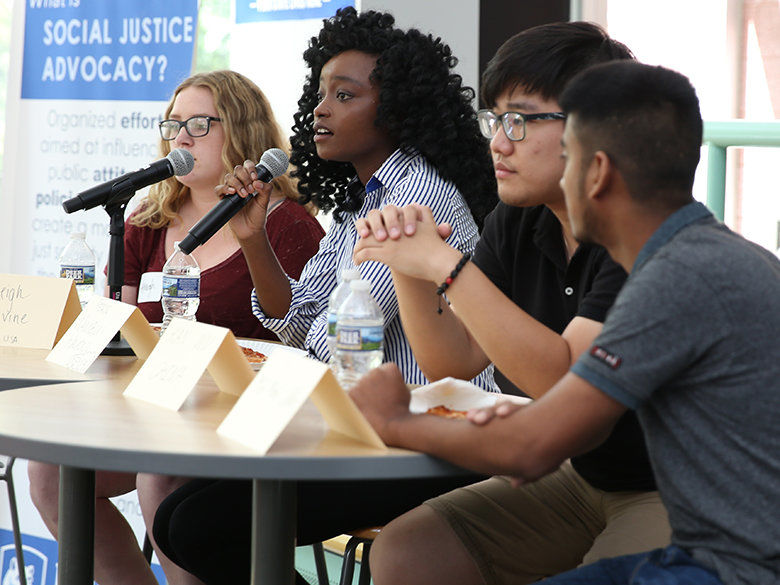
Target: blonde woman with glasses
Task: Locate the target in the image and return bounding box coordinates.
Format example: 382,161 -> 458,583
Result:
27,70 -> 324,585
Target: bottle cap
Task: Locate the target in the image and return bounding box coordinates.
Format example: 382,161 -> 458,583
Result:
349,279 -> 371,292
71,232 -> 86,239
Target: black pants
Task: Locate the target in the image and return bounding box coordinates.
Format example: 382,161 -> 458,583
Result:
153,474 -> 485,585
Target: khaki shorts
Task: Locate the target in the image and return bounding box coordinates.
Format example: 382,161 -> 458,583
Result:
425,461 -> 670,585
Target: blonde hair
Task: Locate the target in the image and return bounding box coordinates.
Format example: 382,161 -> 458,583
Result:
132,70 -> 313,228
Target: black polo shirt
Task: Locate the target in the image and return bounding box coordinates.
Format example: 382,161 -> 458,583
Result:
473,203 -> 655,492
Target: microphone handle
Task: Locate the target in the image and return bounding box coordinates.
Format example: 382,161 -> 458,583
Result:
178,192 -> 254,255
63,158 -> 174,213
179,161 -> 277,255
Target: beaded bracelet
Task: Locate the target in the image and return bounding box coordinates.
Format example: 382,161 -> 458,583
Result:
436,252 -> 471,314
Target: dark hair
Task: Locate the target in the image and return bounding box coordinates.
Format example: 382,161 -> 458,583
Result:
290,7 -> 496,225
559,61 -> 702,207
481,21 -> 634,107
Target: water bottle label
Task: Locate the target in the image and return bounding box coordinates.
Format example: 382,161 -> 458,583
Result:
60,265 -> 95,285
327,313 -> 338,337
336,325 -> 383,351
162,276 -> 200,299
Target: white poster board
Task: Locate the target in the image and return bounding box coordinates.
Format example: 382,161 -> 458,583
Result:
0,2 -> 197,583
1,0 -> 198,290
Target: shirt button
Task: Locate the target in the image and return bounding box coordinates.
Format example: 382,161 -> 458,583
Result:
564,286 -> 574,296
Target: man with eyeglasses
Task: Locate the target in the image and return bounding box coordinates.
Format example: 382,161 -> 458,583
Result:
352,22 -> 670,585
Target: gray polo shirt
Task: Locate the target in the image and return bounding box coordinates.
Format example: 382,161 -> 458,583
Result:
573,202 -> 780,585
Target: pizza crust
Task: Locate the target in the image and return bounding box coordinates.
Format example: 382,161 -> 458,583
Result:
425,405 -> 468,419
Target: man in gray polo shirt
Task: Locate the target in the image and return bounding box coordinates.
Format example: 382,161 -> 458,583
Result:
350,61 -> 779,585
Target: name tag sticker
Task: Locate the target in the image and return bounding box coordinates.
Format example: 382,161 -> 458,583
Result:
137,272 -> 163,303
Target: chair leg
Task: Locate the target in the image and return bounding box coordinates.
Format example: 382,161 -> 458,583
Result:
357,540 -> 372,585
142,532 -> 153,564
312,542 -> 330,585
2,458 -> 27,585
338,537 -> 361,585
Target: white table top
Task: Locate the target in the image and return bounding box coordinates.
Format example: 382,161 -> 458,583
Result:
0,350 -> 470,481
0,345 -> 141,388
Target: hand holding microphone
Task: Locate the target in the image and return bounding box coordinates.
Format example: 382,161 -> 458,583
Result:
178,148 -> 290,255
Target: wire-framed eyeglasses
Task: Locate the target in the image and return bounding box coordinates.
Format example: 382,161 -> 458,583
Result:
159,116 -> 222,140
477,109 -> 566,142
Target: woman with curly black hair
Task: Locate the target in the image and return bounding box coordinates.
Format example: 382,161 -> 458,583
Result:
289,7 -> 496,225
207,6 -> 496,389
152,8 -> 495,584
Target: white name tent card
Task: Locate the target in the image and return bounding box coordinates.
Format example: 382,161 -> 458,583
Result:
123,317 -> 254,411
46,296 -> 158,373
0,273 -> 81,349
218,351 -> 386,454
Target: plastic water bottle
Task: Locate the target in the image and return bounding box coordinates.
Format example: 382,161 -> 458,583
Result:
333,279 -> 384,389
160,241 -> 200,334
326,268 -> 361,359
59,232 -> 96,307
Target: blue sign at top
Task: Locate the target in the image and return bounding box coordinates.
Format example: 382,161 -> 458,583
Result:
236,0 -> 355,24
22,0 -> 198,101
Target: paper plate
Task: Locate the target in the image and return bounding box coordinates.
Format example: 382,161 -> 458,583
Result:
237,339 -> 308,369
409,377 -> 499,413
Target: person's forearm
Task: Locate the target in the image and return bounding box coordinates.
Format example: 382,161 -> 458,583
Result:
392,245 -> 575,394
351,368 -> 623,481
239,230 -> 293,318
443,264 -> 574,398
384,376 -> 619,479
392,270 -> 490,381
386,409 -> 560,480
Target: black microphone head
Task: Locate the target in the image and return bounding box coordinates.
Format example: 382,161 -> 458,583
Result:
167,148 -> 195,176
256,148 -> 289,180
62,195 -> 83,214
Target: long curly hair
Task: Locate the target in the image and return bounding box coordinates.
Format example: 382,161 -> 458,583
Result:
133,70 -> 313,229
290,7 -> 496,226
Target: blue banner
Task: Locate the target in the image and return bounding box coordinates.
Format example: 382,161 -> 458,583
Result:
0,529 -> 167,585
22,0 -> 198,101
235,0 -> 354,24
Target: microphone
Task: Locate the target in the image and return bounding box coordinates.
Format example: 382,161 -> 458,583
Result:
62,149 -> 195,213
178,148 -> 289,255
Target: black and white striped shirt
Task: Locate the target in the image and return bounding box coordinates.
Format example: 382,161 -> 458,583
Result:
252,148 -> 496,390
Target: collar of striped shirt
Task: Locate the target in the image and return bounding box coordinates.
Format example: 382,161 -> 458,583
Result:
364,147 -> 421,195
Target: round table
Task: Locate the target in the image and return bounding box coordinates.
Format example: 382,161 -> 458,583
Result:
0,352 -> 470,585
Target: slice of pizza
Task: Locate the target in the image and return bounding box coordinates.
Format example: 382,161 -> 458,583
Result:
241,346 -> 268,365
425,404 -> 468,420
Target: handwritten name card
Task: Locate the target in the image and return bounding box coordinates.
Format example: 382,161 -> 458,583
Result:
46,296 -> 158,373
0,273 -> 81,349
218,351 -> 386,454
123,317 -> 254,411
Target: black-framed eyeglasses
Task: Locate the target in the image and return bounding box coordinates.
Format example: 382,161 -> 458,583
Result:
159,116 -> 222,140
477,109 -> 566,142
